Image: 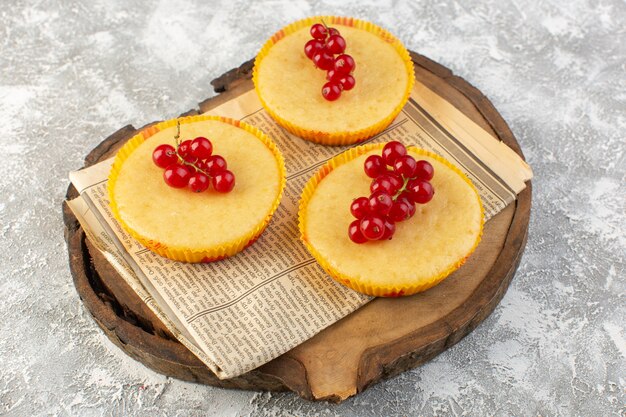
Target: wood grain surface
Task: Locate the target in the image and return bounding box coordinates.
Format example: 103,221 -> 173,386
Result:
62,51 -> 531,402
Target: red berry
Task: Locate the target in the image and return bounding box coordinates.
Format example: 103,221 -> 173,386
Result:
163,164 -> 191,188
206,155 -> 227,176
195,159 -> 207,172
188,172 -> 209,192
385,172 -> 404,191
397,192 -> 417,217
338,74 -> 355,91
178,140 -> 192,156
190,137 -> 212,159
152,144 -> 178,168
397,191 -> 412,202
406,203 -> 417,218
389,200 -> 411,222
310,23 -> 328,40
380,218 -> 396,240
369,191 -> 393,216
415,160 -> 435,181
326,34 -> 346,54
360,215 -> 386,240
334,54 -> 355,74
322,82 -> 342,101
327,71 -> 356,92
393,155 -> 417,178
370,176 -> 396,195
348,219 -> 368,244
328,27 -> 340,37
304,39 -> 324,59
212,169 -> 235,193
407,178 -> 434,204
350,197 -> 370,219
364,155 -> 386,178
381,141 -> 407,166
313,51 -> 335,70
371,173 -> 403,195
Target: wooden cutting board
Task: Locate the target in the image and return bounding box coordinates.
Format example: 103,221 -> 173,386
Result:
62,51 -> 531,402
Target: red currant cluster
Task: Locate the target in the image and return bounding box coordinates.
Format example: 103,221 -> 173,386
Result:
304,22 -> 356,101
151,123 -> 235,193
348,141 -> 435,243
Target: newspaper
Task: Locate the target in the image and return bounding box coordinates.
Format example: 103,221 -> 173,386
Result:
67,79 -> 532,379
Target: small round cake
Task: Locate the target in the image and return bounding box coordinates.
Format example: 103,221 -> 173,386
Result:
108,115 -> 286,263
253,16 -> 415,145
299,144 -> 484,297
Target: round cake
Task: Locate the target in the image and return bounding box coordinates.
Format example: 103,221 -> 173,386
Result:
253,16 -> 415,145
108,115 -> 286,263
299,143 -> 484,297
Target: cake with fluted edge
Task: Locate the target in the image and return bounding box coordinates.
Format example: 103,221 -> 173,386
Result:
253,16 -> 415,145
107,115 -> 286,263
298,143 -> 484,297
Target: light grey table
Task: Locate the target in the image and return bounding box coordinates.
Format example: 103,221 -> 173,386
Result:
1,0 -> 624,415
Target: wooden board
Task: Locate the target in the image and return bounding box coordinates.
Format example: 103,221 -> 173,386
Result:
62,51 -> 531,402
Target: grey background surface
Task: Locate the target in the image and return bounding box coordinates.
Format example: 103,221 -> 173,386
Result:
1,0 -> 624,415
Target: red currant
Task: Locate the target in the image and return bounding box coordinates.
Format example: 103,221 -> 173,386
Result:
307,25 -> 354,101
206,155 -> 227,176
212,169 -> 235,193
328,27 -> 340,37
385,172 -> 404,191
313,51 -> 334,70
369,191 -> 393,216
380,218 -> 396,240
381,141 -> 407,166
327,71 -> 356,91
188,172 -> 209,193
310,23 -> 328,40
364,155 -> 386,178
415,160 -> 434,181
322,82 -> 342,101
348,219 -> 368,244
178,140 -> 192,156
350,197 -> 370,219
304,39 -> 324,59
396,192 -> 417,217
190,137 -> 212,160
326,34 -> 346,54
389,200 -> 411,222
359,215 -> 386,240
163,164 -> 191,188
407,178 -> 434,204
370,176 -> 396,195
195,159 -> 207,172
338,74 -> 355,91
152,144 -> 178,168
393,155 -> 417,178
334,54 -> 355,74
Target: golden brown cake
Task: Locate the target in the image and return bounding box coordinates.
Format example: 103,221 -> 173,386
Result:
253,16 -> 414,145
299,143 -> 484,296
108,115 -> 286,263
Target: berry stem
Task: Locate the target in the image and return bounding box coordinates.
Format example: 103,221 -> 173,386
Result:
174,120 -> 181,147
177,156 -> 210,177
171,122 -> 212,178
393,176 -> 410,200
